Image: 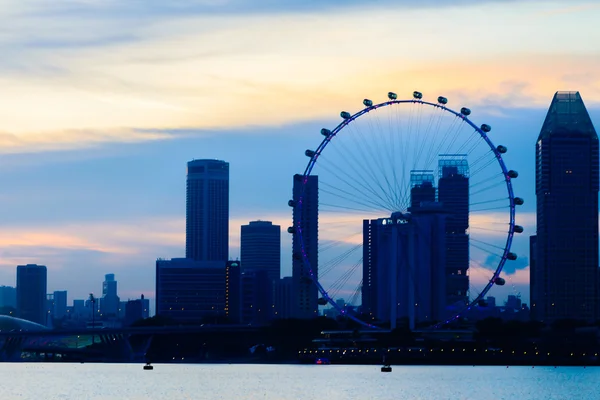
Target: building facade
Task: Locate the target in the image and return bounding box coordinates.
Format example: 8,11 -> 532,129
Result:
186,159 -> 229,262
291,174 -> 319,319
362,206 -> 447,328
16,264 -> 48,325
240,221 -> 281,282
53,290 -> 68,320
438,155 -> 470,308
532,91 -> 599,323
0,286 -> 16,310
101,274 -> 120,317
156,258 -> 243,324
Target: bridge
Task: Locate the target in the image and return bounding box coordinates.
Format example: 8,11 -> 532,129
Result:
0,324 -> 263,362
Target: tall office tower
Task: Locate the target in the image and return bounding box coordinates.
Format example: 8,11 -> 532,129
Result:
532,91 -> 599,323
101,273 -> 120,317
409,170 -> 436,211
0,286 -> 16,309
16,264 -> 47,325
53,290 -> 68,320
186,159 -> 229,262
240,221 -> 281,282
291,174 -> 318,319
361,206 -> 447,329
438,155 -> 469,307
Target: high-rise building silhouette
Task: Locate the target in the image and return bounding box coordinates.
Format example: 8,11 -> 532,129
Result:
362,206 -> 447,328
438,155 -> 469,307
0,286 -> 16,309
409,170 -> 436,211
16,264 -> 47,325
240,221 -> 281,282
292,174 -> 318,319
101,274 -> 120,317
186,159 -> 229,261
53,290 -> 68,320
531,91 -> 599,323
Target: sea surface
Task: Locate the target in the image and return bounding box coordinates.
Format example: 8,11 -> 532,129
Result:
0,363 -> 597,400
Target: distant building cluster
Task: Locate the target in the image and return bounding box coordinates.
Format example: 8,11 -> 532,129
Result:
1,265 -> 149,329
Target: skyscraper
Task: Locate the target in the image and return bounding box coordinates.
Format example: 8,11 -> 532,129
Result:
532,91 -> 599,323
101,274 -> 120,317
241,220 -> 281,282
362,207 -> 447,329
438,155 -> 469,307
16,264 -> 47,325
186,159 -> 229,262
292,174 -> 318,319
53,290 -> 68,320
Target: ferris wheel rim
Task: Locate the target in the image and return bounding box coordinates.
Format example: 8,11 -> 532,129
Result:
293,95 -> 517,329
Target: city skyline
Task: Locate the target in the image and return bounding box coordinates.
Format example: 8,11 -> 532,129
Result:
0,1 -> 600,307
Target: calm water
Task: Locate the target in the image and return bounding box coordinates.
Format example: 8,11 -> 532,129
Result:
0,363 -> 597,399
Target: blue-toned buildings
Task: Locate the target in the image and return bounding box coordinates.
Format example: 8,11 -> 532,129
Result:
241,221 -> 281,282
362,205 -> 447,329
16,264 -> 47,325
292,174 -> 319,319
531,91 -> 599,323
438,155 -> 470,308
186,159 -> 229,262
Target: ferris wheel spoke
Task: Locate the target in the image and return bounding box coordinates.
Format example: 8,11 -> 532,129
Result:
345,122 -> 400,208
318,159 -> 394,210
320,149 -> 391,206
471,205 -> 510,213
469,226 -> 510,234
320,185 -> 391,214
471,238 -> 509,252
415,107 -> 446,170
470,197 -> 509,207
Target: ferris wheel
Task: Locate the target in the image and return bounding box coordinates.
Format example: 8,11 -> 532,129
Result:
288,91 -> 524,329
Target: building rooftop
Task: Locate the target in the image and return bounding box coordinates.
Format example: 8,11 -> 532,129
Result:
539,91 -> 597,140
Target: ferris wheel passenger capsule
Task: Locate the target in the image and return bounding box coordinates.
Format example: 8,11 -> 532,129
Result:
317,297 -> 328,306
460,107 -> 471,116
507,170 -> 519,178
494,277 -> 506,286
340,111 -> 352,119
388,92 -> 397,100
321,128 -> 332,137
507,252 -> 517,261
437,96 -> 448,105
363,99 -> 373,107
514,197 -> 524,205
481,124 -> 491,132
497,145 -> 507,153
305,149 -> 316,158
413,91 -> 423,99
288,200 -> 296,207
514,225 -> 524,233
287,227 -> 296,234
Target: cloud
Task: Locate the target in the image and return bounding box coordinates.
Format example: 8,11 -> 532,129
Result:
0,1 -> 599,152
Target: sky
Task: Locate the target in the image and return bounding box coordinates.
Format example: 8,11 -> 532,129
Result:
0,0 -> 599,311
